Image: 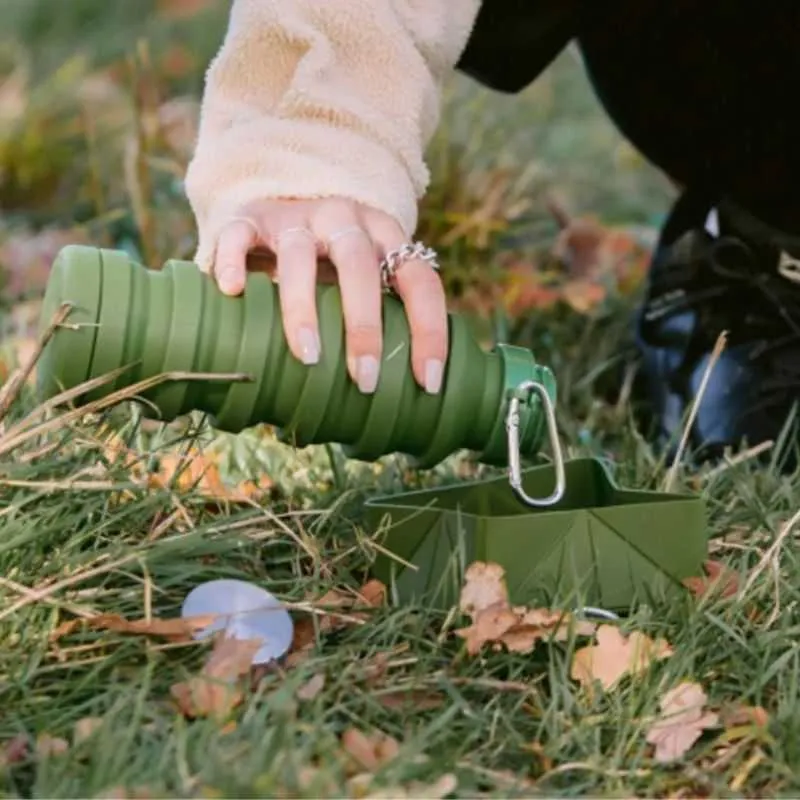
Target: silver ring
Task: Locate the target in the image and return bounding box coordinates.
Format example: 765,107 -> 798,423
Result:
326,225 -> 368,249
379,241 -> 440,292
275,226 -> 315,247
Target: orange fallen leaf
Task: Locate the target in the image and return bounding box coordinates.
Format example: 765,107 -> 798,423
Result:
151,449 -> 272,504
287,579 -> 386,666
683,560 -> 740,600
341,727 -> 401,773
35,734 -> 69,759
171,634 -> 261,720
570,625 -> 673,691
100,436 -> 273,504
455,561 -> 595,655
357,578 -> 387,608
50,612 -> 218,643
720,704 -> 769,730
645,681 -> 719,763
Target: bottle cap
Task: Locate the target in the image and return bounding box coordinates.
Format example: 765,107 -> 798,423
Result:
181,578 -> 294,665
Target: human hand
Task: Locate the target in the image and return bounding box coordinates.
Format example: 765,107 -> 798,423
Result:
211,198 -> 448,395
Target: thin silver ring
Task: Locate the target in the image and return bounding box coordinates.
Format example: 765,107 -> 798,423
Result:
275,226 -> 315,247
379,241 -> 440,292
326,225 -> 368,249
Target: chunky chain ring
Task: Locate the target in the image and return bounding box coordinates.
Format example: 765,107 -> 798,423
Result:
379,241 -> 440,291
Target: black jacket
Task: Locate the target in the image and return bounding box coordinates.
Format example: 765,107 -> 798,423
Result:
456,0 -> 585,93
455,1 -> 800,234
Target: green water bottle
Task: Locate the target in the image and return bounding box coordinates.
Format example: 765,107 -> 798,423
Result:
36,245 -> 557,468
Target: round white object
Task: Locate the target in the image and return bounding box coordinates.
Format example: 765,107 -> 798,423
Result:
181,579 -> 294,665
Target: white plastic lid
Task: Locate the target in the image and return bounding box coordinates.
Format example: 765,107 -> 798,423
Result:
181,578 -> 294,665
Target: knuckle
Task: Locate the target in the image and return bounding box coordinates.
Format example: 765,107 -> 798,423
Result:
413,326 -> 448,357
318,197 -> 357,221
345,321 -> 383,354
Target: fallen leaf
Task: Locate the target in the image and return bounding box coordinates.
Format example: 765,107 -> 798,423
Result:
645,681 -> 719,763
458,561 -> 509,617
50,612 -> 218,643
341,728 -> 401,773
0,734 -> 29,766
296,673 -> 326,701
455,562 -> 595,655
570,625 -> 673,691
357,579 -> 387,609
683,560 -> 740,600
170,634 -> 261,720
287,579 -> 387,666
456,603 -> 519,655
720,704 -> 769,730
73,717 -> 103,745
375,690 -> 445,711
151,449 -> 272,504
35,734 -> 69,758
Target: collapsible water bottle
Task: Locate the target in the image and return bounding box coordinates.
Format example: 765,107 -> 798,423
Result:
37,245 -> 557,468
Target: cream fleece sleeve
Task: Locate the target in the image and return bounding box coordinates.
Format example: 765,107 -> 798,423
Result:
184,0 -> 482,272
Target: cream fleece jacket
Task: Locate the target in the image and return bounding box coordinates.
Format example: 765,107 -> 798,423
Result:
184,0 -> 482,272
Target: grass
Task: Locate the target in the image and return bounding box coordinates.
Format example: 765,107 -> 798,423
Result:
2,2 -> 800,798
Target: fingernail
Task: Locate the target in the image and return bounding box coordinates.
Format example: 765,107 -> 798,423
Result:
357,355 -> 380,394
424,359 -> 443,394
217,265 -> 241,294
298,327 -> 320,365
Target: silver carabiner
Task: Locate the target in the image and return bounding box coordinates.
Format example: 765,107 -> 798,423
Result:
505,379 -> 566,508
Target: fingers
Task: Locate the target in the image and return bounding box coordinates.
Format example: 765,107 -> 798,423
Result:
211,201 -> 448,400
311,204 -> 383,393
214,217 -> 261,295
273,225 -> 321,365
366,211 -> 448,394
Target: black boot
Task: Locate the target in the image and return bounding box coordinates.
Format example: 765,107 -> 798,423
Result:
634,191 -> 800,469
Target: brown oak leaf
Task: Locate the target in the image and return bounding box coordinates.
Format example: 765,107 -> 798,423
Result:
456,561 -> 595,655
171,634 -> 261,720
341,727 -> 401,773
287,579 -> 386,666
682,560 -> 740,600
50,613 -> 218,643
570,625 -> 673,690
645,682 -> 719,763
